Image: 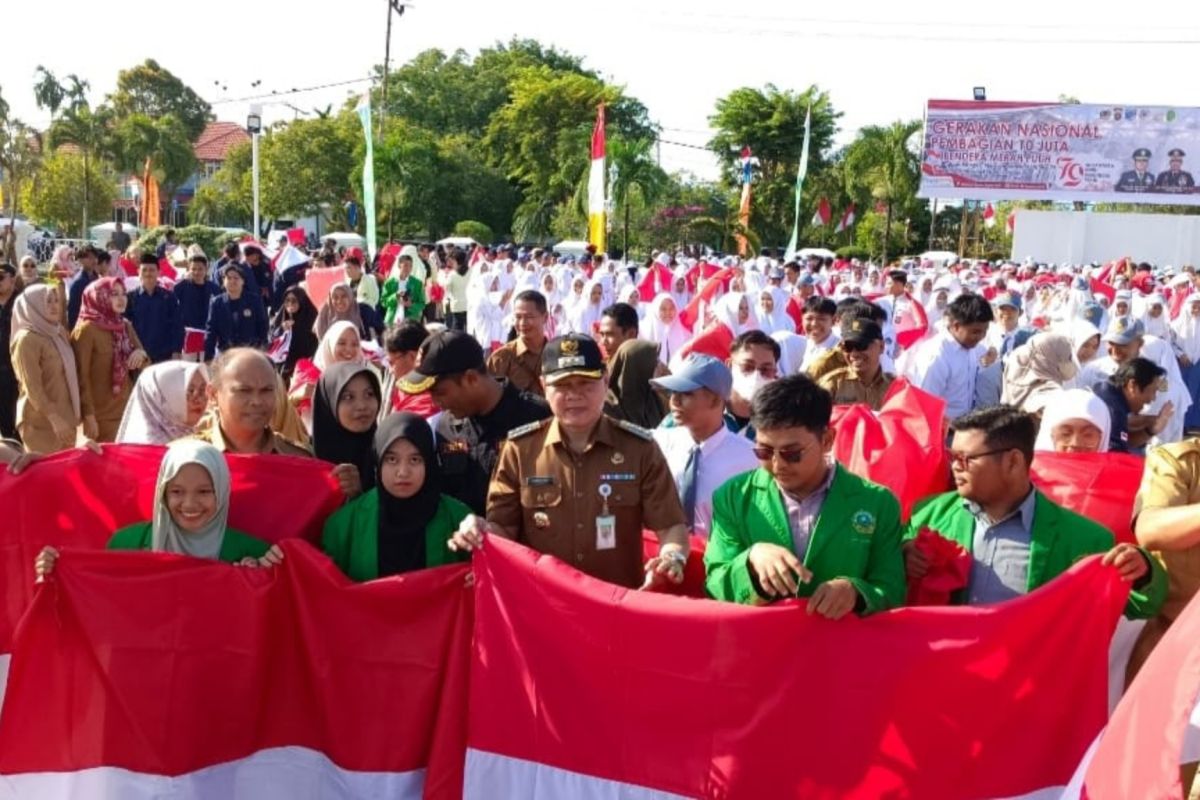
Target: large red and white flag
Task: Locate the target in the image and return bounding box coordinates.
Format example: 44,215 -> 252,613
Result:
465,537 -> 1126,799
983,202 -> 997,228
0,543 -> 472,799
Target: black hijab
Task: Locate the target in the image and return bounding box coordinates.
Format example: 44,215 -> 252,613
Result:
375,412 -> 442,576
313,363 -> 381,491
273,287 -> 319,374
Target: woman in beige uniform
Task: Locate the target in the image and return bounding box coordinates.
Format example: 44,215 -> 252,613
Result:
70,276 -> 149,442
10,285 -> 81,453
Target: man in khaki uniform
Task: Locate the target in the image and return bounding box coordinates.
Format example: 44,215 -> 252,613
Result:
486,289 -> 547,396
190,349 -> 360,499
451,333 -> 689,589
818,319 -> 894,410
1130,440 -> 1200,673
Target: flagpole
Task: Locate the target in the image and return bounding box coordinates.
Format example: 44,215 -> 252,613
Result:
783,105 -> 811,262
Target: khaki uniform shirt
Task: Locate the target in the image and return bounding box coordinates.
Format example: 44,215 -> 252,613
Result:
487,415 -> 686,588
1133,440 -> 1200,623
487,338 -> 545,396
818,367 -> 895,410
191,413 -> 312,458
805,347 -> 847,382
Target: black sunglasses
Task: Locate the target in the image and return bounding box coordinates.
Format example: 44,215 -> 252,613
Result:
752,442 -> 813,464
840,340 -> 869,353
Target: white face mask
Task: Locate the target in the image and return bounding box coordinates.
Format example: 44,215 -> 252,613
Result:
732,369 -> 773,403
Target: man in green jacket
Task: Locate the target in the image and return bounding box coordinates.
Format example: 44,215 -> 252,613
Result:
904,405 -> 1166,618
705,374 -> 906,617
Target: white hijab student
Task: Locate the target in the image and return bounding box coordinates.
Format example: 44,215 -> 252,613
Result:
1172,294 -> 1200,365
712,291 -> 759,336
1034,388 -> 1112,453
567,278 -> 606,335
755,287 -> 795,335
642,293 -> 690,366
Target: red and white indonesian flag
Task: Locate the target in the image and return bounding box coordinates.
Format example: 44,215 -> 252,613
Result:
983,202 -> 997,228
465,538 -> 1126,799
835,203 -> 856,233
811,196 -> 832,227
588,104 -> 607,254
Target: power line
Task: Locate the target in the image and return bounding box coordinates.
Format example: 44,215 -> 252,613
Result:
206,76 -> 373,106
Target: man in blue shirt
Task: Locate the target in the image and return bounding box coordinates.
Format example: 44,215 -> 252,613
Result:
1092,357 -> 1171,454
126,254 -> 183,363
205,267 -> 268,360
174,253 -> 220,355
66,244 -> 100,330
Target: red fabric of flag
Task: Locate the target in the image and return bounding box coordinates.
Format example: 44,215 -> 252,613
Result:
1029,452 -> 1142,544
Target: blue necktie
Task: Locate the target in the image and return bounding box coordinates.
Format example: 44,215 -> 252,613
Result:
682,445 -> 701,530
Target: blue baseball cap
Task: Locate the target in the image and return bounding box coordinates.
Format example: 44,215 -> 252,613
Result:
994,291 -> 1022,311
1104,316 -> 1144,346
650,354 -> 733,399
799,274 -> 817,287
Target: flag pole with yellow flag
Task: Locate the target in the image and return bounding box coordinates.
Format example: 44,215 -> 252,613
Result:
587,104 -> 606,254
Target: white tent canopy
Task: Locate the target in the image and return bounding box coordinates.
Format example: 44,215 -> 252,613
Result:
797,247 -> 836,260
435,236 -> 479,249
89,221 -> 140,244
918,250 -> 960,265
0,218 -> 36,260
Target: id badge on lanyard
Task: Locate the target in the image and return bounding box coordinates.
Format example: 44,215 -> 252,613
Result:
596,483 -> 616,550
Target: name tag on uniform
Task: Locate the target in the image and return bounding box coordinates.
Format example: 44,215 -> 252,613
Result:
599,473 -> 636,482
596,515 -> 616,550
524,476 -> 555,487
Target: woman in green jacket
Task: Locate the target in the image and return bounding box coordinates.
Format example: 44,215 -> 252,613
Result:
322,412 -> 470,581
35,440 -> 280,577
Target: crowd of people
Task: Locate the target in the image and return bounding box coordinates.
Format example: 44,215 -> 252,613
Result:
6,234 -> 1200,749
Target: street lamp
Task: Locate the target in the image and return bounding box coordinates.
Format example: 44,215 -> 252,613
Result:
247,104 -> 263,240
973,87 -> 987,101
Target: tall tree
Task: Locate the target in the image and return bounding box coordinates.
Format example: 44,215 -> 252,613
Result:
259,115 -> 358,226
485,66 -> 654,241
113,113 -> 197,203
32,67 -> 65,121
607,136 -> 667,257
189,141 -> 252,226
708,85 -> 841,249
47,89 -> 116,236
843,119 -> 922,266
109,59 -> 213,141
0,86 -> 43,218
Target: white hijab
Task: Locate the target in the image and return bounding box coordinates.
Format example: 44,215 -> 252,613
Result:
568,279 -> 605,335
1141,294 -> 1171,339
151,440 -> 232,559
641,293 -> 690,365
116,362 -> 209,445
1034,389 -> 1112,453
313,320 -> 366,371
1172,296 -> 1200,363
756,287 -> 795,335
713,291 -> 759,336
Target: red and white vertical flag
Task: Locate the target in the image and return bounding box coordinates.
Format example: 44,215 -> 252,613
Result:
1006,209 -> 1017,234
811,196 -> 832,227
983,202 -> 997,228
587,104 -> 607,254
736,146 -> 753,256
835,203 -> 856,233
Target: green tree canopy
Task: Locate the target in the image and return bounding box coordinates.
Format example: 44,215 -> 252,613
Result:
22,151 -> 115,235
708,84 -> 841,248
109,60 -> 212,142
843,119 -> 923,265
113,113 -> 197,195
259,114 -> 358,224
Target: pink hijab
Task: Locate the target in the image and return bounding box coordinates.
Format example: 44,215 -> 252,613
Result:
78,277 -> 134,396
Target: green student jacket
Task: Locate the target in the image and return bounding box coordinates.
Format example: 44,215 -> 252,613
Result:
106,522 -> 271,563
705,464 -> 906,613
321,488 -> 471,582
905,490 -> 1166,619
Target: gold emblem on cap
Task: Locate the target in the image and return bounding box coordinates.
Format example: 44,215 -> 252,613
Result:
1116,318 -> 1128,332
611,452 -> 625,465
561,338 -> 580,355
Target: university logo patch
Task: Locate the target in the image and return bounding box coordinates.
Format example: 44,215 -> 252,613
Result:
852,510 -> 876,535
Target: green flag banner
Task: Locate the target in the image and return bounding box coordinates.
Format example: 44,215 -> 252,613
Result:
784,107 -> 812,262
356,95 -> 378,261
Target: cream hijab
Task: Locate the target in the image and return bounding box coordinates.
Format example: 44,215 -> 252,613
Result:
1000,333 -> 1078,413
151,440 -> 232,559
313,320 -> 366,371
116,362 -> 209,444
12,285 -> 81,417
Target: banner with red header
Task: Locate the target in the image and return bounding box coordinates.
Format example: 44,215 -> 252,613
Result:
920,99 -> 1200,205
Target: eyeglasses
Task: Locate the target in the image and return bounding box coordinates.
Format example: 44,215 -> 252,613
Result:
948,448 -> 1012,470
840,340 -> 869,353
753,442 -> 813,464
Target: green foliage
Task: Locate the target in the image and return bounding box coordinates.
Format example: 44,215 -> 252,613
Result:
453,220 -> 495,243
0,86 -> 41,217
189,142 -> 252,227
109,59 -> 213,142
260,114 -> 358,223
843,119 -> 923,264
134,224 -> 248,258
853,210 -> 911,263
708,84 -> 841,248
32,66 -> 66,119
836,245 -> 870,260
21,151 -> 115,235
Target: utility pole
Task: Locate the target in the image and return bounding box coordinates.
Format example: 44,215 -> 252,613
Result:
378,0 -> 408,140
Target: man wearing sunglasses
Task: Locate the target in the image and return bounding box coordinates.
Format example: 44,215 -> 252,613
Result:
904,406 -> 1164,618
817,319 -> 893,410
705,374 -> 906,618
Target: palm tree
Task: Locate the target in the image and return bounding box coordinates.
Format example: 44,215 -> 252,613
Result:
114,113 -> 196,219
32,66 -> 65,121
63,75 -> 90,112
844,119 -> 922,265
48,99 -> 114,237
607,136 -> 666,258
